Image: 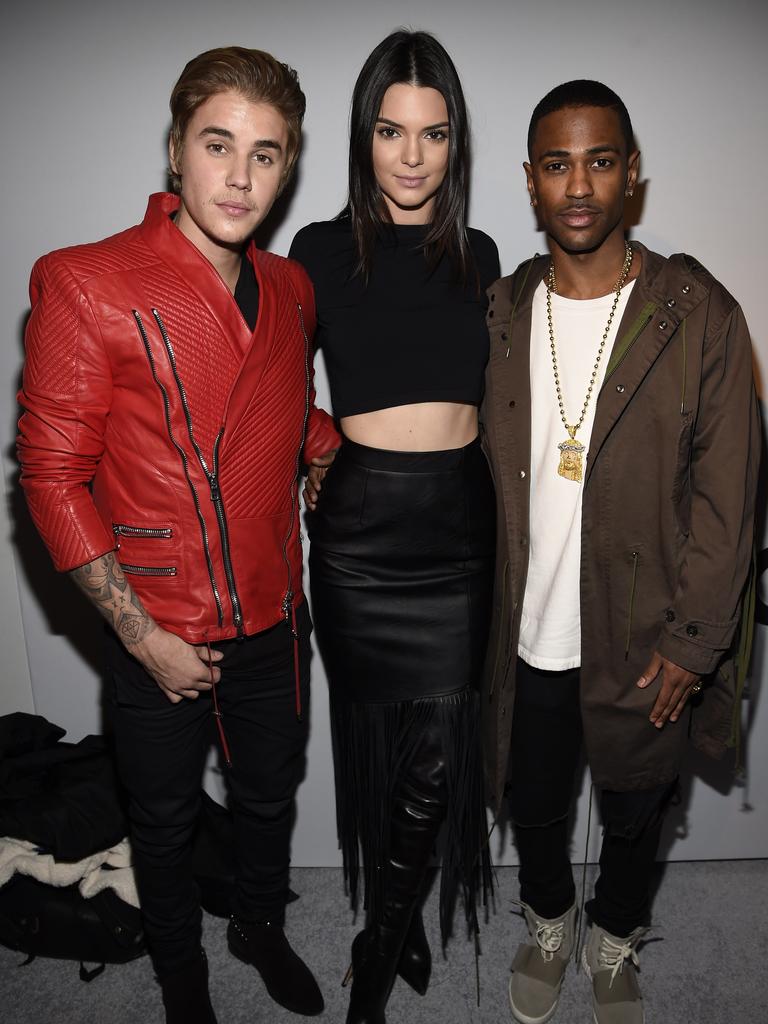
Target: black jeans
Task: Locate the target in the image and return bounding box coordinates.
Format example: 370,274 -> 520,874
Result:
506,657 -> 675,937
107,602 -> 311,976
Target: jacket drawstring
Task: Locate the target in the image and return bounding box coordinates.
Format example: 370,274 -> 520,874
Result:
206,640 -> 232,768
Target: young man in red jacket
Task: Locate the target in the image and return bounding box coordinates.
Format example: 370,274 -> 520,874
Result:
17,47 -> 339,1024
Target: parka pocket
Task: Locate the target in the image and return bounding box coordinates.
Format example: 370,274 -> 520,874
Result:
671,411 -> 694,537
625,548 -> 640,660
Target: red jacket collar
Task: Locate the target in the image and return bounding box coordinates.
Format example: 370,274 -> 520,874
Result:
139,192 -> 254,356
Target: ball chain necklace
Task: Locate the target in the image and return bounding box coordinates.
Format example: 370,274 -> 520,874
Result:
546,241 -> 633,482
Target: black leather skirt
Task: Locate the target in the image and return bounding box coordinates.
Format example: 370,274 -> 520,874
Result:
308,436 -> 495,939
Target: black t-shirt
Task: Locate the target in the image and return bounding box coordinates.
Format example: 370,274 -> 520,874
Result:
234,254 -> 260,332
289,218 -> 500,418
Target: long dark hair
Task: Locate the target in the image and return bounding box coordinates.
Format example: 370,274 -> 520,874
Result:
343,29 -> 472,280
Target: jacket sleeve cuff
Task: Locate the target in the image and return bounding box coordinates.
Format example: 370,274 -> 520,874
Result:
655,630 -> 725,677
304,410 -> 341,462
23,485 -> 116,573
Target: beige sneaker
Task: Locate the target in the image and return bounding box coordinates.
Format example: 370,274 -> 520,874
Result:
581,923 -> 647,1024
508,902 -> 577,1024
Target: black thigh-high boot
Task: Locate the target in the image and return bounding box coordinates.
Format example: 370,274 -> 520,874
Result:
344,718 -> 448,1024
349,907 -> 431,997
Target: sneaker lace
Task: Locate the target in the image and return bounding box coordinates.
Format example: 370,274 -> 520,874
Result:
597,931 -> 643,988
534,919 -> 564,962
511,901 -> 567,963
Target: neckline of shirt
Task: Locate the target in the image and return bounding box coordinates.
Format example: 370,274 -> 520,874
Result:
535,277 -> 637,310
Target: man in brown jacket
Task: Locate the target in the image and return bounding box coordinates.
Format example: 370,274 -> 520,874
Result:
482,81 -> 760,1024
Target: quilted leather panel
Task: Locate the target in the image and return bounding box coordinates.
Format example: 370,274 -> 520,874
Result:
61,234 -> 155,281
25,260 -> 81,396
23,485 -> 114,573
222,305 -> 306,517
135,265 -> 240,461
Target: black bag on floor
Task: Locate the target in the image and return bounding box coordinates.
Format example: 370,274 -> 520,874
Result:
0,715 -> 127,861
0,874 -> 145,981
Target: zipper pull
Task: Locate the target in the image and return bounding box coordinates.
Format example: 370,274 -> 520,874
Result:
112,525 -> 121,550
282,591 -> 295,629
209,475 -> 221,503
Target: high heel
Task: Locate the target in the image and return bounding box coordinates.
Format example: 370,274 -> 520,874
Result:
343,722 -> 451,1024
343,910 -> 431,996
345,923 -> 405,1024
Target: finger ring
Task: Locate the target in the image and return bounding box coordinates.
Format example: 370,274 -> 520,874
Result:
691,682 -> 702,694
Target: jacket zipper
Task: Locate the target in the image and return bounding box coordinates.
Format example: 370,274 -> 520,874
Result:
625,550 -> 639,660
113,524 -> 173,539
209,430 -> 243,633
280,302 -> 313,717
133,310 -> 224,627
150,309 -> 244,636
120,563 -> 177,577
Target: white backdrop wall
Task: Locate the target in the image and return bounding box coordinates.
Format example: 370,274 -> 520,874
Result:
1,0 -> 766,866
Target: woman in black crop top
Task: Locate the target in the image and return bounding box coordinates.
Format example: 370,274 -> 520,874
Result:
289,31 -> 499,1022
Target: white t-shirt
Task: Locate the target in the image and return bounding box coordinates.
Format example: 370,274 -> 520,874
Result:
518,278 -> 636,670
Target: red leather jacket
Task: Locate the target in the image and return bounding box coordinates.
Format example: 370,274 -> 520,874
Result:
18,193 -> 340,643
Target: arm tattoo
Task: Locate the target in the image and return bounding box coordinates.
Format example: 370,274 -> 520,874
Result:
70,552 -> 157,646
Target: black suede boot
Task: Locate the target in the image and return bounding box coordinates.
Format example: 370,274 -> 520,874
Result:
228,915 -> 324,1016
159,949 -> 218,1024
344,723 -> 448,1024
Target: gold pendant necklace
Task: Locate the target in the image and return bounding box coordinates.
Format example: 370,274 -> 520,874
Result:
547,242 -> 633,482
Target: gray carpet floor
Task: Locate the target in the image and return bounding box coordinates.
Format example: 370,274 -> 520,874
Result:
1,861 -> 766,1023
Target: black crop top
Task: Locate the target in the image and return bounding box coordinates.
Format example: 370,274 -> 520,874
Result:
288,218 -> 500,418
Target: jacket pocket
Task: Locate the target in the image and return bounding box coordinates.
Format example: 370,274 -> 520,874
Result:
113,523 -> 177,578
625,548 -> 640,660
119,563 -> 177,577
113,523 -> 173,540
671,411 -> 694,537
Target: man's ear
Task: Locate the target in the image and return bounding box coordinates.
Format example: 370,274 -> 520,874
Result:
168,135 -> 180,178
626,149 -> 640,194
523,161 -> 536,207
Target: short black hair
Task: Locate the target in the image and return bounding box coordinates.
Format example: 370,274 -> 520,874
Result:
527,80 -> 634,159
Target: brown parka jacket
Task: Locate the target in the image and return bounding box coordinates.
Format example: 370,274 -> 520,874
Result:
481,242 -> 760,810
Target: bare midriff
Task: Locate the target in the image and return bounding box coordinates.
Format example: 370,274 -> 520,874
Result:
341,401 -> 478,452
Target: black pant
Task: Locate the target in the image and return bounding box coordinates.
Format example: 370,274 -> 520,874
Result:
506,657 -> 675,937
107,603 -> 311,976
